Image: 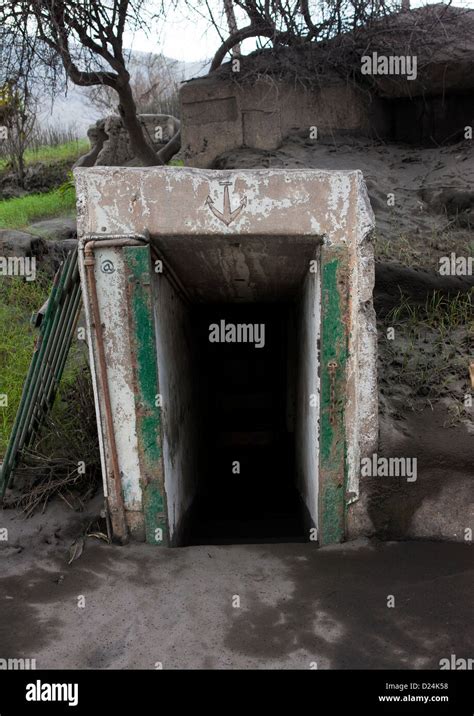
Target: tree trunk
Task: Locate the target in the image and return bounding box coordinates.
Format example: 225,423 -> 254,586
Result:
116,79 -> 163,166
157,124 -> 181,165
17,149 -> 25,188
223,0 -> 241,56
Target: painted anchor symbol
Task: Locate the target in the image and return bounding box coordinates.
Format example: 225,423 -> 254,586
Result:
205,181 -> 247,226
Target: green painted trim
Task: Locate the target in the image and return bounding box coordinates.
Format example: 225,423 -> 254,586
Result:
319,251 -> 348,545
123,245 -> 169,546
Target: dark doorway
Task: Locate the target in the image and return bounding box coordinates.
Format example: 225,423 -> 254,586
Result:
186,303 -> 305,544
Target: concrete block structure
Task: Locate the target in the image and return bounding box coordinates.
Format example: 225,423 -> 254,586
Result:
180,6 -> 474,168
180,75 -> 386,168
74,167 -> 377,547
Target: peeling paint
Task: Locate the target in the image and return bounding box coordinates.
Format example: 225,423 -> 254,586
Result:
74,168 -> 377,546
123,246 -> 169,545
319,253 -> 348,545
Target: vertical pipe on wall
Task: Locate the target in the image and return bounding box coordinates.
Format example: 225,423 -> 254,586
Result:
83,243 -> 129,543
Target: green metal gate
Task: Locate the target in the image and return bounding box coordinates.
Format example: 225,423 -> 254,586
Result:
0,247 -> 82,497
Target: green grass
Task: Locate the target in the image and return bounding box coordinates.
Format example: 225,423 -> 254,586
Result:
381,289 -> 473,417
0,186 -> 76,229
0,274 -> 99,496
375,227 -> 473,272
0,277 -> 51,455
386,289 -> 473,333
0,139 -> 89,171
0,154 -> 182,231
0,271 -> 99,493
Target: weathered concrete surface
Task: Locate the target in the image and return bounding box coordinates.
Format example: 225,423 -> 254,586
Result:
181,75 -> 379,168
152,269 -> 201,544
74,167 -> 377,542
180,6 -> 474,167
295,269 -> 321,528
0,536 -> 472,669
89,246 -> 144,531
74,166 -> 373,240
211,139 -> 473,543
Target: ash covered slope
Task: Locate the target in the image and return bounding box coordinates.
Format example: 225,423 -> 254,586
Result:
216,134 -> 473,542
215,135 -> 474,273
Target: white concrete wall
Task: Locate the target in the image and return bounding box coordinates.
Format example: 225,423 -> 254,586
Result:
151,271 -> 199,544
90,246 -> 143,513
295,267 -> 321,530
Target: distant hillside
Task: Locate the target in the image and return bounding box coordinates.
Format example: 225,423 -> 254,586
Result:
37,52 -> 209,137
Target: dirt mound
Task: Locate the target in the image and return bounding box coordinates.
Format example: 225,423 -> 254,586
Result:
215,134 -> 474,272
0,223 -> 76,276
0,160 -> 71,199
212,4 -> 474,98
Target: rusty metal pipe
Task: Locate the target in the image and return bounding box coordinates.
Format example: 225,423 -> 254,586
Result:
85,237 -> 147,251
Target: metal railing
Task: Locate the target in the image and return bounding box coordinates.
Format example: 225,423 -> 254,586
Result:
0,247 -> 82,497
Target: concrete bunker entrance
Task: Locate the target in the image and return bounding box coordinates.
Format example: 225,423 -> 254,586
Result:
151,234 -> 322,545
76,166 -> 377,548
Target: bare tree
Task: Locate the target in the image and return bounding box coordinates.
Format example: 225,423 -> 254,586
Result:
187,0 -> 468,96
2,81 -> 38,187
87,52 -> 180,117
0,1 -> 180,165
223,0 -> 241,57
0,36 -> 40,186
198,0 -> 400,72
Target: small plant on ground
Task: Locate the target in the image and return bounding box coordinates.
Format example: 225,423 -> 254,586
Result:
380,289 -> 473,420
9,362 -> 101,516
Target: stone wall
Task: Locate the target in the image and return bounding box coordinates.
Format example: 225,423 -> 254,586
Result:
180,74 -> 387,168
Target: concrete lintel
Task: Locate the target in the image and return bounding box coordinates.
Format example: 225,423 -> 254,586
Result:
74,167 -> 372,242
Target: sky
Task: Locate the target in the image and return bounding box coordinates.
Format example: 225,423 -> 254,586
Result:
123,1 -> 244,66
36,0 -> 474,134
123,0 -> 474,64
